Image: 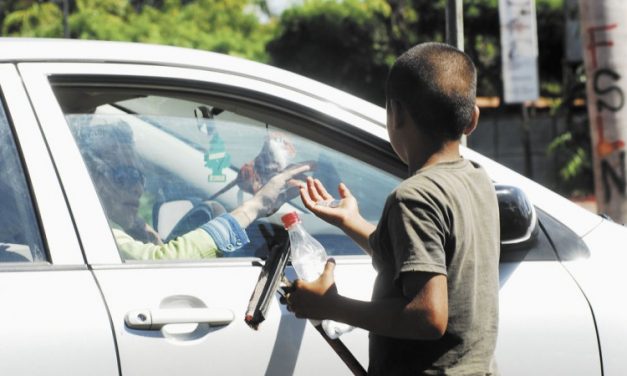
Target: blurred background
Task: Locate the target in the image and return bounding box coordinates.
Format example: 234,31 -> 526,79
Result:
0,0 -> 593,208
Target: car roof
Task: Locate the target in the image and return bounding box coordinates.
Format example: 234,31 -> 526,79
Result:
0,37 -> 385,127
0,37 -> 603,236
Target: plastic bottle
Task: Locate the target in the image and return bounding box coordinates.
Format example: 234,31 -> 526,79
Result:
281,211 -> 354,339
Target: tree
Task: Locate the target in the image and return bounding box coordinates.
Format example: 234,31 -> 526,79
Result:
1,0 -> 274,62
268,0 -> 567,102
267,0 -> 393,105
2,1 -> 63,37
0,0 -> 33,28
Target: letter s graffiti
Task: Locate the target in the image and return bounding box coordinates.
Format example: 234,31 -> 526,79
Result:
594,68 -> 625,113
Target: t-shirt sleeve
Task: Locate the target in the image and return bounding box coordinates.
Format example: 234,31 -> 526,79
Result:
387,190 -> 448,281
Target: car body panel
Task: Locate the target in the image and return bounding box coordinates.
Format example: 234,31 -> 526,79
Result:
567,219 -> 627,376
497,261 -> 601,375
0,270 -> 119,375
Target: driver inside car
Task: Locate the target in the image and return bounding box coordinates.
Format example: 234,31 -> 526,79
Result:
72,120 -> 309,260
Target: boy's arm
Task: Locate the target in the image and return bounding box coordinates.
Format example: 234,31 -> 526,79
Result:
339,215 -> 376,255
288,261 -> 448,340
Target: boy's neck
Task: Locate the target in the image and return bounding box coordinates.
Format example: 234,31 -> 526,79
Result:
408,139 -> 462,174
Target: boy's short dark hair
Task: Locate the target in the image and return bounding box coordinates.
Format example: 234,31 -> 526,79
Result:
385,42 -> 477,141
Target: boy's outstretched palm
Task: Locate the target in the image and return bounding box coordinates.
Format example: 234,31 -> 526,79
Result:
299,177 -> 359,228
300,176 -> 376,254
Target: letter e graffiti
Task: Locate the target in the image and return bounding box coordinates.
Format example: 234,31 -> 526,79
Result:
601,151 -> 626,203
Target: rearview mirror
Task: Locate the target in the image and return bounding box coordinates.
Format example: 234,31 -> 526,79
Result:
495,184 -> 538,247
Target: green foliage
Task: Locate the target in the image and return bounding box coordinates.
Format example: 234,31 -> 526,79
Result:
1,0 -> 273,61
545,58 -> 593,195
548,131 -> 591,181
2,3 -> 63,37
267,0 -> 393,104
69,0 -> 134,41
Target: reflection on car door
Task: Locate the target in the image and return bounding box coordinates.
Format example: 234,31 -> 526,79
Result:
0,65 -> 118,375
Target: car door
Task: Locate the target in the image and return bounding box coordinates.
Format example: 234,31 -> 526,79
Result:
19,61 -> 390,375
0,64 -> 118,375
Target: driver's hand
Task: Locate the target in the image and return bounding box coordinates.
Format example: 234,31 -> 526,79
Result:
254,163 -> 312,217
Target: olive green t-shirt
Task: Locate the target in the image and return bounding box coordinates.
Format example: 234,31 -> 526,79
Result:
368,158 -> 500,375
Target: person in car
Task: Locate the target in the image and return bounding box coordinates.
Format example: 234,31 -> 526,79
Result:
72,121 -> 308,260
287,42 -> 500,374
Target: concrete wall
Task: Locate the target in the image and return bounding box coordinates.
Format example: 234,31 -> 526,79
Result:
468,107 -> 560,191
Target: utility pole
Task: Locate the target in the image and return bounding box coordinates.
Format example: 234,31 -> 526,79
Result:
579,0 -> 627,223
446,0 -> 466,145
58,0 -> 69,38
445,0 -> 464,51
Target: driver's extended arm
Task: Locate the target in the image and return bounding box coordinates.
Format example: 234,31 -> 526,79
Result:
115,213 -> 249,260
115,164 -> 309,260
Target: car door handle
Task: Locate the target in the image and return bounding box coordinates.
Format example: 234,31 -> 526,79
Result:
125,308 -> 234,330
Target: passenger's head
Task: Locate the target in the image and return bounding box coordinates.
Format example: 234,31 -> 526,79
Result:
385,42 -> 478,143
72,121 -> 145,229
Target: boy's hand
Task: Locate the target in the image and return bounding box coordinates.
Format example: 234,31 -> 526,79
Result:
299,177 -> 359,229
286,259 -> 338,320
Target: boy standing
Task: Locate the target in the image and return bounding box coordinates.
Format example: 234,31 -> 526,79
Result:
287,42 -> 500,375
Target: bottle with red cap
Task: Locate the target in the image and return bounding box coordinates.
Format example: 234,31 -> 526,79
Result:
281,211 -> 354,339
281,211 -> 327,281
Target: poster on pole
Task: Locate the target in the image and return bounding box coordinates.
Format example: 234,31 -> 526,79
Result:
499,0 -> 540,103
579,0 -> 627,222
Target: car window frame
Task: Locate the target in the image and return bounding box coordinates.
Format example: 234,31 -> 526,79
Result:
19,62 -> 404,266
0,63 -> 84,268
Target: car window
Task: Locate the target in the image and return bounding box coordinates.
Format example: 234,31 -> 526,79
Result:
55,88 -> 399,261
0,96 -> 46,263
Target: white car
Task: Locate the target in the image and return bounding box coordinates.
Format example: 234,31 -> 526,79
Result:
0,38 -> 624,376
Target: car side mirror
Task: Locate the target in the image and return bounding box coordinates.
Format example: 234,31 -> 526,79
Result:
496,184 -> 539,248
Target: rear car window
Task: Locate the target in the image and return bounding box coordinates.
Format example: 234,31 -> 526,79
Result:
0,97 -> 46,262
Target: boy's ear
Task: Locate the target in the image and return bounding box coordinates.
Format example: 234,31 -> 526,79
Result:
389,100 -> 406,129
463,105 -> 480,136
